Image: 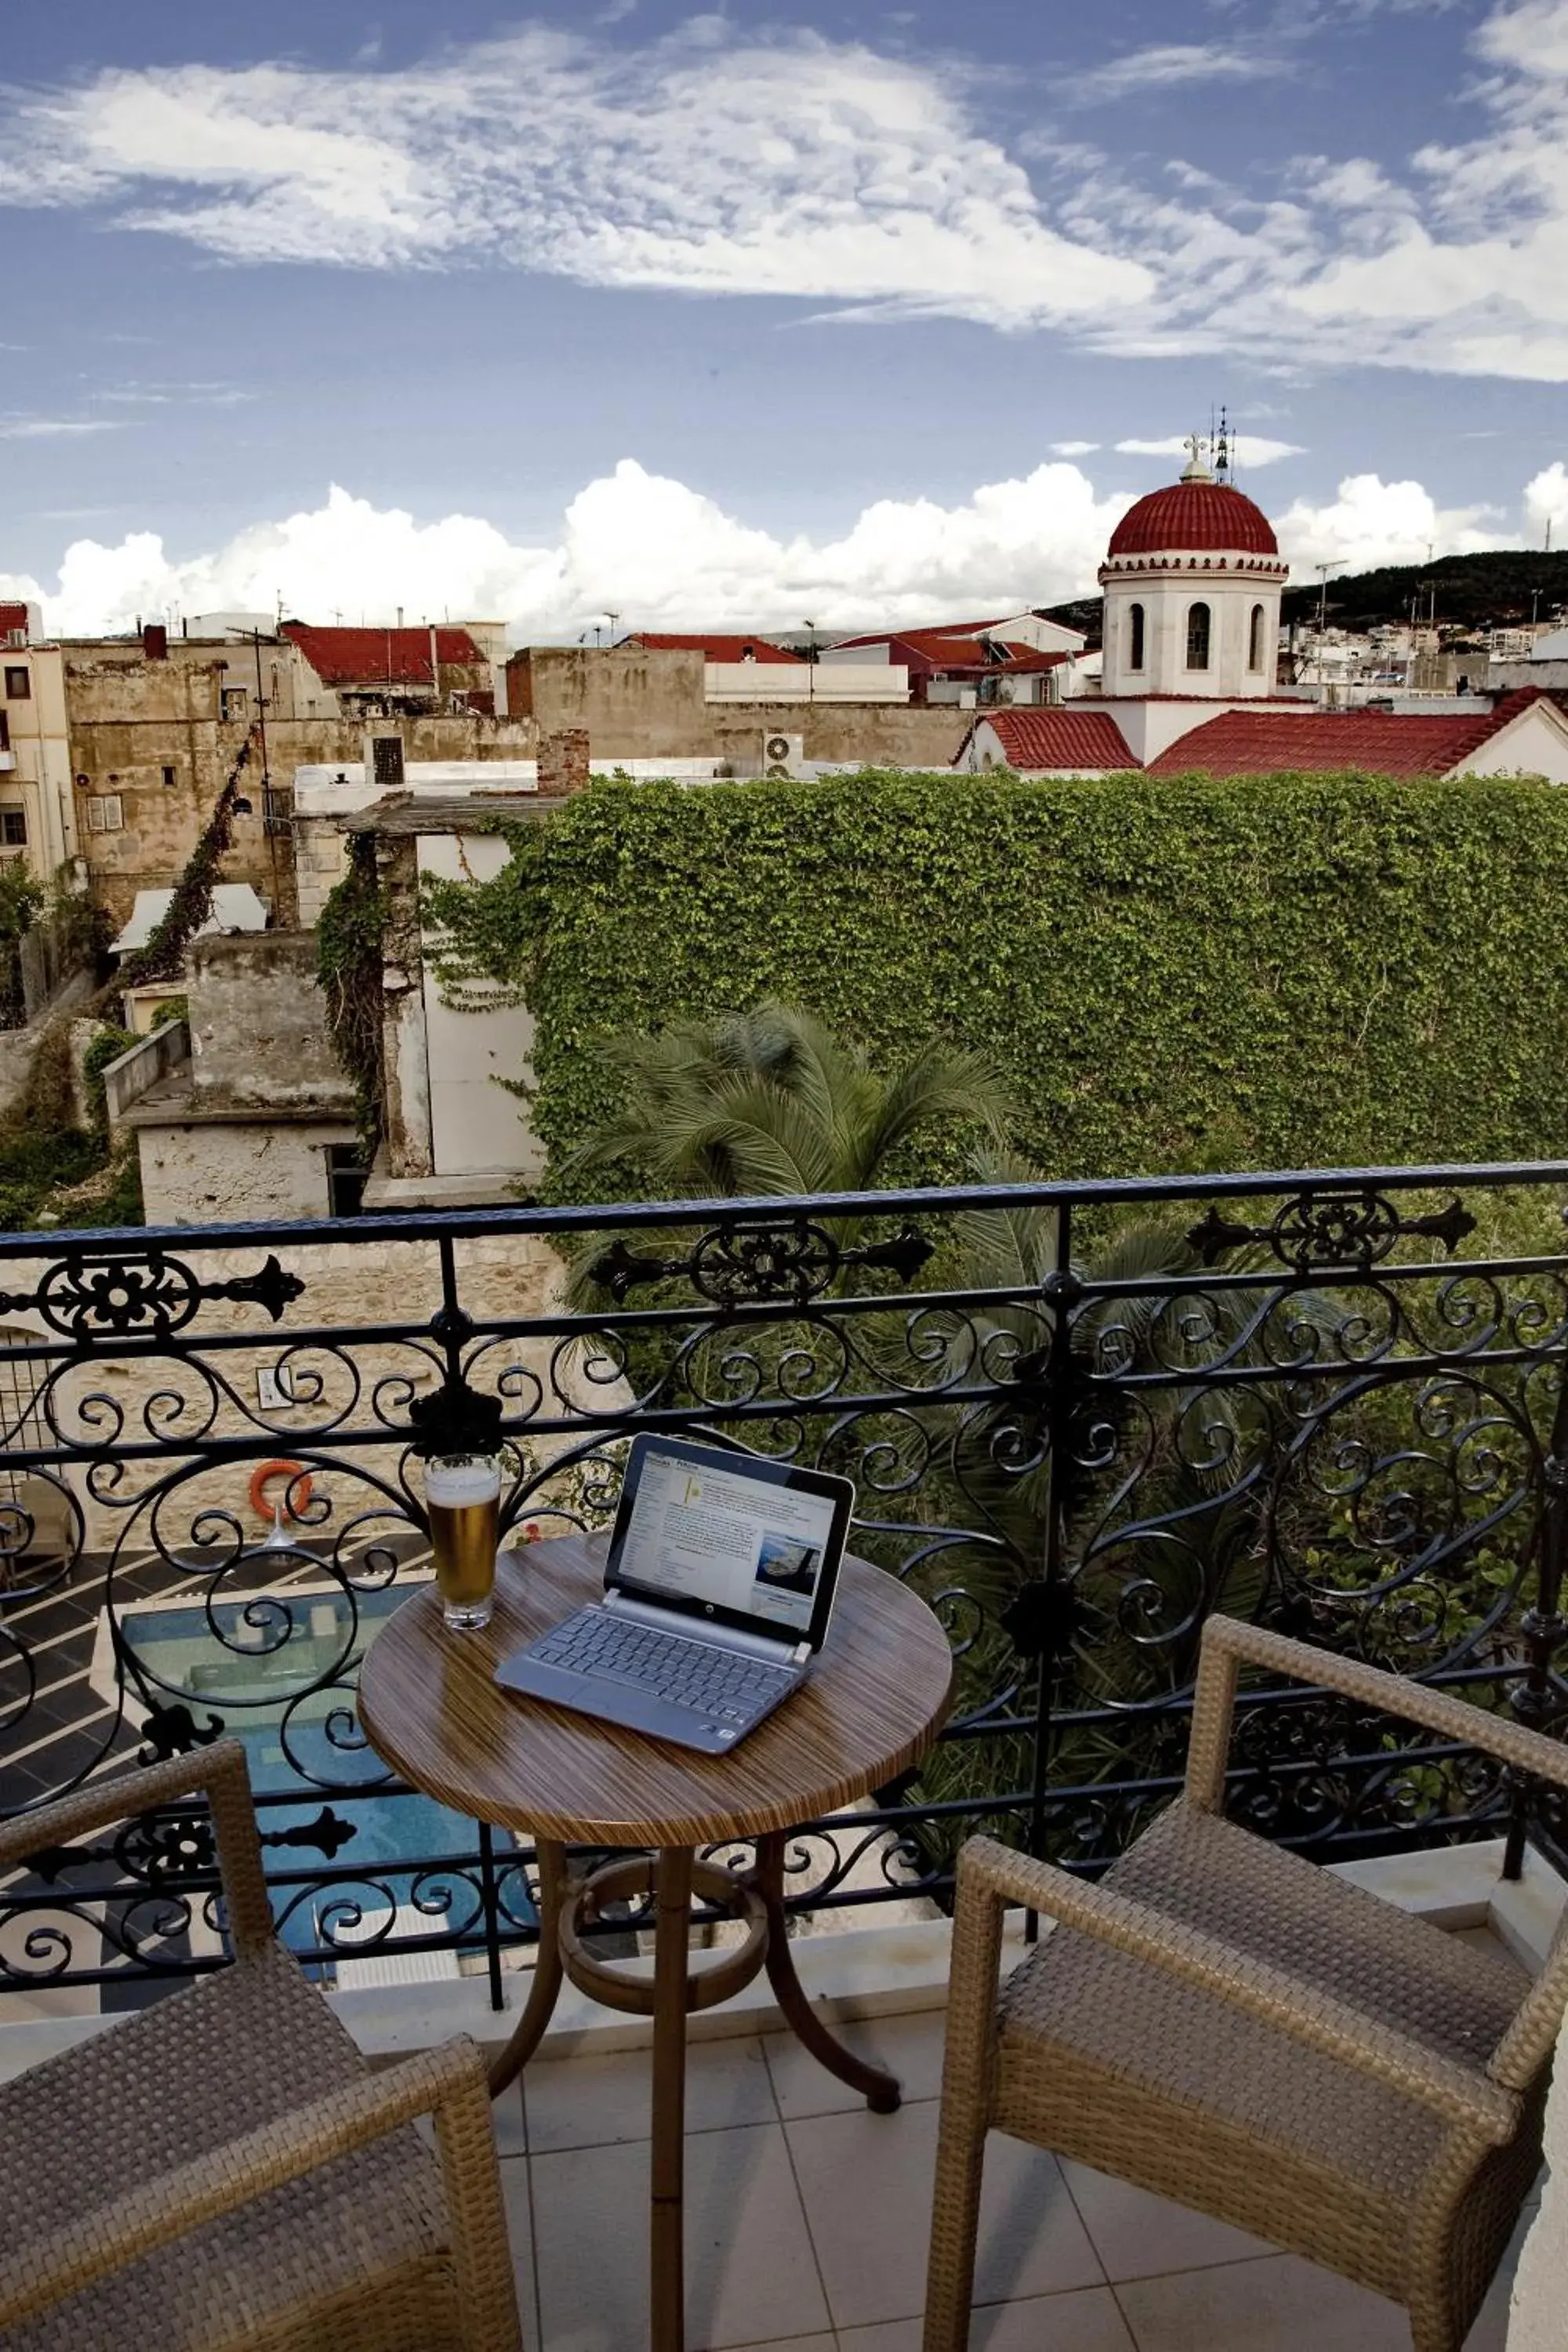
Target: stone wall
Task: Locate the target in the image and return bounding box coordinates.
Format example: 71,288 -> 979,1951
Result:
136,1115 -> 354,1224
186,931 -> 353,1112
505,645 -> 971,768
63,639 -> 538,931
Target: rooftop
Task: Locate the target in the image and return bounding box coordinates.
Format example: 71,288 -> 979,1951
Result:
971,708 -> 1135,771
282,622 -> 489,688
1107,479 -> 1279,560
1145,686 -> 1559,777
627,634 -> 804,663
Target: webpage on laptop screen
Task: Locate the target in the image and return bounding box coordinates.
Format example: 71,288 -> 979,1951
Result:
617,1450 -> 837,1633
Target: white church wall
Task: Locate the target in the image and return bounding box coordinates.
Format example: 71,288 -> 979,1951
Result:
1456,707 -> 1568,787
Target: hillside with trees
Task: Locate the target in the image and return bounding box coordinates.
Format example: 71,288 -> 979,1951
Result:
1040,549 -> 1568,650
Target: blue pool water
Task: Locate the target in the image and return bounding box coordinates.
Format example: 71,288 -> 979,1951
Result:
122,1581 -> 532,1965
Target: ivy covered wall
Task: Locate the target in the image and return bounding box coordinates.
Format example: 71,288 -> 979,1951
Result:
420,768 -> 1568,1191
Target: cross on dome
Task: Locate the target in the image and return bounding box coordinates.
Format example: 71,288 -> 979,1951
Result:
1181,433 -> 1214,485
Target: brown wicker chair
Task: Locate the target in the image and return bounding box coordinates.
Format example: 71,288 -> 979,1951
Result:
924,1613 -> 1568,2352
0,1740 -> 523,2351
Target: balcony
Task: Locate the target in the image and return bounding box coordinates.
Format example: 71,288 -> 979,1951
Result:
0,1160 -> 1566,2345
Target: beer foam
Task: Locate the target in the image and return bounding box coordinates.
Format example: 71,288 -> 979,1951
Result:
425,1459 -> 501,1507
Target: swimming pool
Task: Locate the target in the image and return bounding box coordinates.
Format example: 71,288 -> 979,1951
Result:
118,1581 -> 533,1967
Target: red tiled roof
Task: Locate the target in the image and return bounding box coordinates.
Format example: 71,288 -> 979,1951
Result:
1146,689 -> 1559,778
1109,481 -> 1278,558
629,633 -> 804,662
974,710 -> 1136,771
0,602 -> 30,641
281,622 -> 488,688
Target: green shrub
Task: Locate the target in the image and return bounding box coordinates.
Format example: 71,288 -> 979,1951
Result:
422,767 -> 1568,1191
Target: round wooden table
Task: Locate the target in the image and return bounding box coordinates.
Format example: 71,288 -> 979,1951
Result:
356,1530 -> 953,2352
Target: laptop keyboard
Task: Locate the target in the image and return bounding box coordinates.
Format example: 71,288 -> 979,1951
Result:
524,1609 -> 796,1725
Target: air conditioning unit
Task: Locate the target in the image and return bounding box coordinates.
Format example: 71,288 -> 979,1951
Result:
761,731 -> 804,779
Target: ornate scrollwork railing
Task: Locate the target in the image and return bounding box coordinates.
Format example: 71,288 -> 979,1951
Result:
2,1157 -> 1568,2001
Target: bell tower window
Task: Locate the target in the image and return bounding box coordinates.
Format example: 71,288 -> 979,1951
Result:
1248,603 -> 1266,673
1127,602 -> 1145,672
1186,601 -> 1211,672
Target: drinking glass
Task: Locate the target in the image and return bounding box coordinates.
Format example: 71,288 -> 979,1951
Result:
425,1452 -> 502,1631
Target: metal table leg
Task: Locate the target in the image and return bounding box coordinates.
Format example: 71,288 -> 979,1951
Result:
486,1838 -> 569,2098
754,1829 -> 901,2112
651,1844 -> 695,2352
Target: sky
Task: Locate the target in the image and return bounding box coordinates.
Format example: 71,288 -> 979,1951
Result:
3,0 -> 1568,637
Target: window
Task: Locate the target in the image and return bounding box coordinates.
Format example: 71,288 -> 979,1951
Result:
1185,601 -> 1211,671
326,1144 -> 368,1218
1249,604 -> 1268,672
162,764 -> 176,787
372,735 -> 405,787
220,686 -> 248,724
1,811 -> 26,847
86,794 -> 123,833
3,667 -> 28,702
1128,601 -> 1145,671
0,713 -> 9,753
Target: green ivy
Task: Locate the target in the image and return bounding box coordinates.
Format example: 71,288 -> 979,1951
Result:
422,767 -> 1568,1192
317,833 -> 389,1152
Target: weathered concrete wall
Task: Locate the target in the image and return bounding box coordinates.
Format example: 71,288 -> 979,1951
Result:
506,646 -> 970,768
186,931 -> 352,1111
137,1116 -> 354,1224
62,640 -> 538,931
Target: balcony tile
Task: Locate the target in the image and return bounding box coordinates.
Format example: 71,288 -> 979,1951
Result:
841,2283 -> 1138,2349
524,2035 -> 777,2152
529,2121 -> 829,2351
1115,2253 -> 1410,2350
1059,2159 -> 1276,2281
499,2154 -> 542,2352
764,2011 -> 947,2119
786,2100 -> 1102,2331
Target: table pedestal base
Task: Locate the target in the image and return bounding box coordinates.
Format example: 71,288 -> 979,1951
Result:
485,1832 -> 902,2352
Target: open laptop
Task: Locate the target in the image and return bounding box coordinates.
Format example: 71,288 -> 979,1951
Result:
495,1435 -> 855,1754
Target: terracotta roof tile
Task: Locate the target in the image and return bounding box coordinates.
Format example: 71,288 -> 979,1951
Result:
282,623 -> 488,688
1109,481 -> 1278,558
629,633 -> 804,662
1146,689 -> 1558,777
973,709 -> 1137,771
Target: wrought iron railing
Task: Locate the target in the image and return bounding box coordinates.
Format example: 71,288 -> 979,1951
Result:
3,1158 -> 1568,2006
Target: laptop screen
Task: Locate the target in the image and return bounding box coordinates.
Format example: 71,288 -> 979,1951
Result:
608,1438 -> 853,1650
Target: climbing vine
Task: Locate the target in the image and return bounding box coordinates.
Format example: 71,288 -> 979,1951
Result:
116,725 -> 260,990
317,833 -> 388,1152
422,765 -> 1568,1192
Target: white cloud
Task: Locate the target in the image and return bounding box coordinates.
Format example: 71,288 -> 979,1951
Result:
0,30 -> 1148,331
1075,42 -> 1290,98
1271,473 -> 1507,573
6,6 -> 1568,372
1051,439 -> 1100,456
1524,462 -> 1568,544
1114,434 -> 1306,466
0,419 -> 122,440
0,457 -> 1549,641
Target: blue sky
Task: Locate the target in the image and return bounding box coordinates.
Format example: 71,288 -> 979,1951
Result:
3,0 -> 1567,633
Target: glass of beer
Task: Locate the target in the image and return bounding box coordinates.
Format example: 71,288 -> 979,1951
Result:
426,1453 -> 502,1631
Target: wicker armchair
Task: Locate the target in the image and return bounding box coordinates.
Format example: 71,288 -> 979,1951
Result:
924,1613 -> 1568,2352
0,1740 -> 522,2351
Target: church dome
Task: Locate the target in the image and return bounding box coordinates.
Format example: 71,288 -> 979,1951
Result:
1108,480 -> 1278,559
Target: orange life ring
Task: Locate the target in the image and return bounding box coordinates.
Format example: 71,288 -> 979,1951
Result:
249,1459 -> 313,1522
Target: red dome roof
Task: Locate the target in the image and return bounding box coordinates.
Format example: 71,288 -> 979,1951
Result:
1109,480 -> 1278,558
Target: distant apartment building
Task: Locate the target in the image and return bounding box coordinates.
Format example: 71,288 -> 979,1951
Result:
0,601 -> 76,881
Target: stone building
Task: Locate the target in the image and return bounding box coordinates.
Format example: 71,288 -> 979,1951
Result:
110,931 -> 360,1223
61,622 -> 535,933
0,605 -> 76,881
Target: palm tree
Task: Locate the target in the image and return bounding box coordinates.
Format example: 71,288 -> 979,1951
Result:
562,1000 -> 1012,1313
561,999 -> 1011,1204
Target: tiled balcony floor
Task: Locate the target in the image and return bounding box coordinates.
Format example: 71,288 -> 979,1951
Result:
492,2009 -> 1534,2352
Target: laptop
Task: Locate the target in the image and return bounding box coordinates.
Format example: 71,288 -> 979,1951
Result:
495,1435 -> 855,1754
